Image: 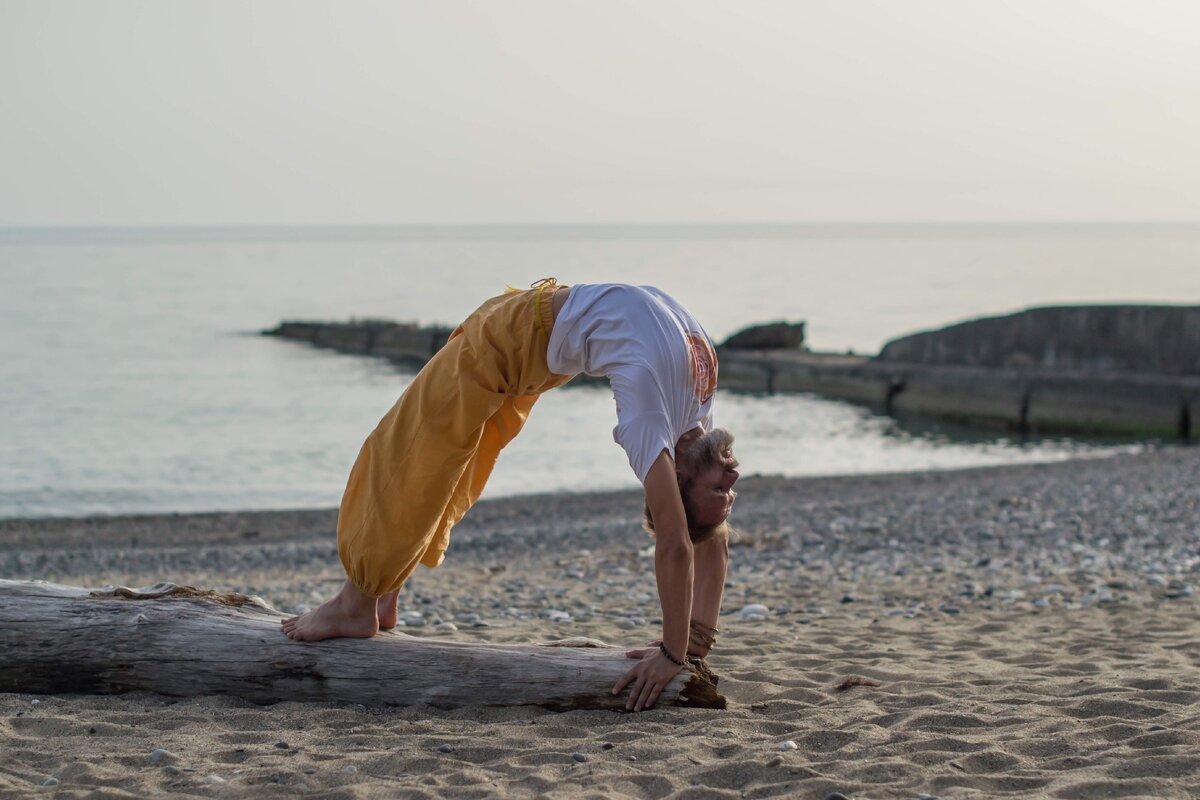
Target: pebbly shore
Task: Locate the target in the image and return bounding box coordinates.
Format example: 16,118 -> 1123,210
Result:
2,449 -> 1198,799
3,447 -> 1197,622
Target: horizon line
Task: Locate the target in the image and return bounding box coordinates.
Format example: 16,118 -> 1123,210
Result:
3,219 -> 1200,232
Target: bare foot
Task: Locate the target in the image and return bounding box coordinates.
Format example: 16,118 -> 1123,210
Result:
281,580 -> 379,641
377,590 -> 400,631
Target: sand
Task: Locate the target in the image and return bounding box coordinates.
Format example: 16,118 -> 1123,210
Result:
1,448 -> 1198,799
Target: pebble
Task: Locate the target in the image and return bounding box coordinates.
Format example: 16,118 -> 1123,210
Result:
455,613 -> 481,624
823,792 -> 851,800
766,755 -> 784,767
1149,724 -> 1168,731
437,744 -> 453,753
31,699 -> 40,705
1164,581 -> 1193,599
274,741 -> 290,749
739,604 -> 770,619
341,765 -> 358,774
41,778 -> 59,787
917,794 -> 940,800
779,740 -> 798,751
572,753 -> 588,763
601,742 -> 615,750
150,748 -> 173,765
203,775 -> 226,784
163,766 -> 181,776
432,622 -> 458,633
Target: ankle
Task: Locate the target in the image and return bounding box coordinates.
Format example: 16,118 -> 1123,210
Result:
337,581 -> 378,617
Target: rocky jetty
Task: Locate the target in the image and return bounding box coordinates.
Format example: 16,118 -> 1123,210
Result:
719,321 -> 805,350
879,305 -> 1200,375
721,306 -> 1199,440
264,305 -> 1200,440
265,320 -> 455,368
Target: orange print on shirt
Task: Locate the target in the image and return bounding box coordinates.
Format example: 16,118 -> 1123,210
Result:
686,332 -> 718,403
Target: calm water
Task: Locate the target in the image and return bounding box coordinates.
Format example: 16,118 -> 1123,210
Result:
2,223 -> 1196,519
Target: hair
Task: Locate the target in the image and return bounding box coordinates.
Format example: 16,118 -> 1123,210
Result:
643,428 -> 737,544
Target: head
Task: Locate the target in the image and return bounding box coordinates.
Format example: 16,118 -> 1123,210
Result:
643,427 -> 739,544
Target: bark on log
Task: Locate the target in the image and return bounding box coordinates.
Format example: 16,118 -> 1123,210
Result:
0,580 -> 725,711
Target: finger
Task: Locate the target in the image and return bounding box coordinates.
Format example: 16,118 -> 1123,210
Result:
612,666 -> 636,696
625,648 -> 652,659
625,676 -> 646,711
634,678 -> 657,712
646,683 -> 664,710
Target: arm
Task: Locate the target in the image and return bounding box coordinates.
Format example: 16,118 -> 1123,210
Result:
612,450 -> 693,710
636,531 -> 728,657
686,533 -> 728,657
645,450 -> 693,664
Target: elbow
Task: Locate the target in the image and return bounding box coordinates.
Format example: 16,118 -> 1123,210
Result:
655,538 -> 693,564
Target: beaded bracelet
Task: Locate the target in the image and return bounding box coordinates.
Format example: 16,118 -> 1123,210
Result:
659,642 -> 687,666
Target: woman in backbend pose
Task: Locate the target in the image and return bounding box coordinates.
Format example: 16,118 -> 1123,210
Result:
283,279 -> 740,712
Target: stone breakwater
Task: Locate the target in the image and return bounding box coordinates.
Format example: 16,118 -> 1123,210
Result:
723,350 -> 1199,439
878,305 -> 1200,375
264,313 -> 1199,440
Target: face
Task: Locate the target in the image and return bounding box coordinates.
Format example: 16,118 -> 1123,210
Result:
682,452 -> 740,529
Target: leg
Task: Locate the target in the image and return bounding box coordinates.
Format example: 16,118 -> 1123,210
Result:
362,396 -> 536,633
285,290 -> 570,642
360,395 -> 537,635
337,335 -> 510,596
419,393 -> 539,569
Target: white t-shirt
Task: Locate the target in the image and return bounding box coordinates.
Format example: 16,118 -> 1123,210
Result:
546,284 -> 718,483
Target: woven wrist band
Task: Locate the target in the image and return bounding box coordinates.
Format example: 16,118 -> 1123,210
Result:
689,620 -> 718,649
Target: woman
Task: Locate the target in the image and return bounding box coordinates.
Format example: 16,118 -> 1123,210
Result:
283,279 -> 739,712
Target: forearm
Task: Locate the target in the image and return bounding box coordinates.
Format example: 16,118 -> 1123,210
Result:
687,535 -> 729,656
654,538 -> 694,662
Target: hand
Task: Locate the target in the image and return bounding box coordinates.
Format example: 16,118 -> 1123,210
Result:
613,647 -> 684,711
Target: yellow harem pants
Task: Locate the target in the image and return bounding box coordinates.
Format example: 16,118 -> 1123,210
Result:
337,285 -> 574,598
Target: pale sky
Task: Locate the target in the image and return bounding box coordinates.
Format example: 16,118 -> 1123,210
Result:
2,1 -> 1198,226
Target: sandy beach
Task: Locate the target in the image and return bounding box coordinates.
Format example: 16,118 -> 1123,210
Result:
2,448 -> 1198,799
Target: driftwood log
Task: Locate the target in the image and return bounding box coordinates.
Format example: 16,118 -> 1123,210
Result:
0,580 -> 724,711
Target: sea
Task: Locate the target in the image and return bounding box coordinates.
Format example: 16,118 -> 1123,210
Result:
2,223 -> 1197,519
